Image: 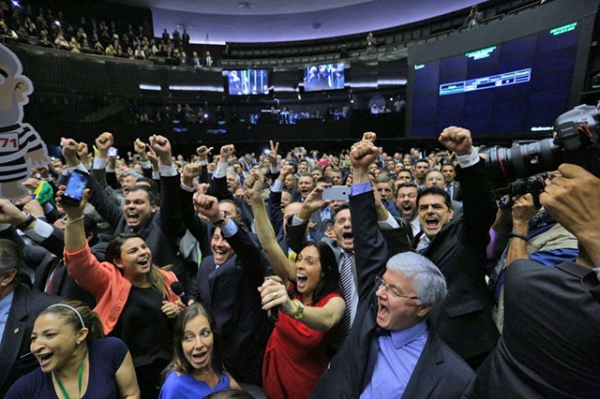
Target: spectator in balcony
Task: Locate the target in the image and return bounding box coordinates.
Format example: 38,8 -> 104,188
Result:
24,16 -> 36,36
179,51 -> 188,66
93,40 -> 104,53
105,43 -> 116,57
366,31 -> 376,53
76,27 -> 86,42
149,39 -> 159,55
192,51 -> 201,68
172,29 -> 181,47
134,45 -> 145,60
182,28 -> 190,48
54,33 -> 69,50
205,50 -> 213,67
465,6 -> 484,30
39,30 -> 53,47
69,37 -> 81,54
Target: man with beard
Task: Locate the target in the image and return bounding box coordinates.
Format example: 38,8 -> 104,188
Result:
0,44 -> 49,200
414,159 -> 430,189
395,182 -> 420,237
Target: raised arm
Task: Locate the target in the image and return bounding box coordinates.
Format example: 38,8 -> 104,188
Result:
348,133 -> 391,299
440,126 -> 497,242
246,170 -> 296,284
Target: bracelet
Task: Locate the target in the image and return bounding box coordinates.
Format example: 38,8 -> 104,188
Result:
292,299 -> 305,319
509,231 -> 529,241
15,214 -> 35,230
66,215 -> 85,224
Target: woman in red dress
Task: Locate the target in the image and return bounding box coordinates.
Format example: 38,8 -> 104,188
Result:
246,170 -> 345,399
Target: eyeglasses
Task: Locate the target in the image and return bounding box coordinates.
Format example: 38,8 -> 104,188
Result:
375,276 -> 419,300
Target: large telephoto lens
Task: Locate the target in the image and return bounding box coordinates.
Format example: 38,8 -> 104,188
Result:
481,138 -> 560,182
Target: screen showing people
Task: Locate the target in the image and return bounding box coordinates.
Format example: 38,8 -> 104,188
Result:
303,62 -> 345,92
226,69 -> 270,96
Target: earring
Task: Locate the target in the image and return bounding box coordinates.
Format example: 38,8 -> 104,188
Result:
76,340 -> 81,345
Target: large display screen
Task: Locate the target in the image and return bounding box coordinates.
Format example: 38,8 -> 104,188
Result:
410,22 -> 581,136
225,69 -> 270,95
303,62 -> 345,92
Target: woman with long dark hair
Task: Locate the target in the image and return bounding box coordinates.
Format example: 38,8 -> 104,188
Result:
59,188 -> 182,399
159,303 -> 240,398
245,171 -> 345,399
6,301 -> 139,398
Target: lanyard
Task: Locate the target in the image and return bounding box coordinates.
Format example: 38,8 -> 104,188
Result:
53,349 -> 87,399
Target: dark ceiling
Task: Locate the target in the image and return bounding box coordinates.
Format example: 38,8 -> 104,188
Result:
118,0 -> 487,44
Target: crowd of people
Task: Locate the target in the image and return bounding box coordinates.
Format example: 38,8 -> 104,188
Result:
0,1 -> 215,66
1,121 -> 599,398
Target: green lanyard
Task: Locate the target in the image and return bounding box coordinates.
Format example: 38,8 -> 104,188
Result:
53,349 -> 88,399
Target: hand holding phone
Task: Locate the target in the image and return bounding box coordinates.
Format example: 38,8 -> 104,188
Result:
61,170 -> 90,207
322,185 -> 350,201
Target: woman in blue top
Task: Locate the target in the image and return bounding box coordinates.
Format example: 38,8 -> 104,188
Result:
159,303 -> 240,399
6,301 -> 139,399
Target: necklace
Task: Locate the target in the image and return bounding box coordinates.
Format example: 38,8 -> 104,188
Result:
53,349 -> 87,399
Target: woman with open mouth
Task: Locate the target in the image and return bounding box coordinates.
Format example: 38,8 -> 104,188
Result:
159,303 -> 241,398
246,171 -> 345,399
58,187 -> 183,399
6,301 -> 139,398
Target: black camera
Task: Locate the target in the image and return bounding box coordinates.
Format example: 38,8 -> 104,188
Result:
481,104 -> 600,182
492,173 -> 547,208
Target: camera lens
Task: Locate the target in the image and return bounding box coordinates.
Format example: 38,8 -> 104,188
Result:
482,138 -> 559,182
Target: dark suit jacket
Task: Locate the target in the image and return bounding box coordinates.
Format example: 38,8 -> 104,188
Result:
86,169 -> 183,267
447,180 -> 463,201
0,284 -> 62,397
311,190 -> 474,398
189,221 -> 271,386
410,161 -> 499,360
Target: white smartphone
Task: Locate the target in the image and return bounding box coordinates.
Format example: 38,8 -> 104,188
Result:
322,185 -> 349,201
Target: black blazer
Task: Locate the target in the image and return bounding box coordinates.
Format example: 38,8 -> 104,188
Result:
0,284 -> 62,397
410,161 -> 499,360
311,190 -> 474,398
189,221 -> 271,386
86,169 -> 183,267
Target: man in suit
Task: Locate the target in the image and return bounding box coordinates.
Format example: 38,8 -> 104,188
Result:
0,239 -> 62,397
311,135 -> 473,399
188,194 -> 271,388
412,127 -> 499,368
441,163 -> 462,201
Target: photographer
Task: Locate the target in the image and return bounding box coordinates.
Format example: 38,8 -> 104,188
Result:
472,164 -> 600,398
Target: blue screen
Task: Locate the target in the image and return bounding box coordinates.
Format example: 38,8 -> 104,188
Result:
410,24 -> 581,137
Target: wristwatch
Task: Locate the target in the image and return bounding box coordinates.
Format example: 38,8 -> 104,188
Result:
212,212 -> 227,226
16,213 -> 35,231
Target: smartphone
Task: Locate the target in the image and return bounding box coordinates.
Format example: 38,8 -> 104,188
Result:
107,147 -> 118,157
322,185 -> 349,201
61,170 -> 90,207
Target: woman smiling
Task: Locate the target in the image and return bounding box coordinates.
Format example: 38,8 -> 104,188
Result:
59,188 -> 182,399
245,171 -> 344,399
6,301 -> 139,399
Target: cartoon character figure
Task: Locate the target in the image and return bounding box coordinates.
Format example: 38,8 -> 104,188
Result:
0,43 -> 49,200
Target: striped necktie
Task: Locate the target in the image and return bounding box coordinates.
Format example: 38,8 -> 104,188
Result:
334,251 -> 354,347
